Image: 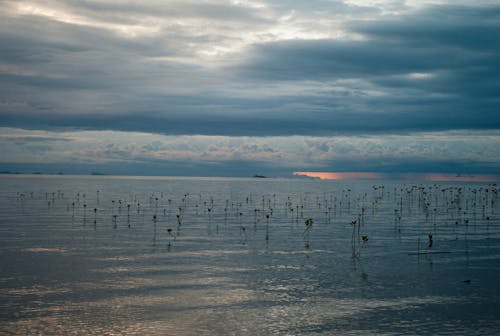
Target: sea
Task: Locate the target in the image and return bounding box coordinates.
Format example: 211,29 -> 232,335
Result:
0,174 -> 499,335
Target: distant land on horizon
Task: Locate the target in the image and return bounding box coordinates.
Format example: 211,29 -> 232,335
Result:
1,170 -> 499,183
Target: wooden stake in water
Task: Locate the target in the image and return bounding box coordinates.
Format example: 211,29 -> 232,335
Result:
265,214 -> 270,242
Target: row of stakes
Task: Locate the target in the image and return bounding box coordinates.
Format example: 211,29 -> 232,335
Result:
14,183 -> 499,253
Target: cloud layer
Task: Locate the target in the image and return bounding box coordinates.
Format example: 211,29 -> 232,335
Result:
0,1 -> 499,175
1,127 -> 498,176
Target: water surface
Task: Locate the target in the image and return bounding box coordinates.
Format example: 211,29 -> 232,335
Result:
0,175 -> 499,335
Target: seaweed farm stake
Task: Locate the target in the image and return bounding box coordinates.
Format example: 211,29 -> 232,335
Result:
265,214 -> 270,241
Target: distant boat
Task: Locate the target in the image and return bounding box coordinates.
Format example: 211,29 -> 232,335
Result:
253,174 -> 267,178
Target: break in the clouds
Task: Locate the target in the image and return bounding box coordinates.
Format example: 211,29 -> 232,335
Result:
0,1 -> 499,176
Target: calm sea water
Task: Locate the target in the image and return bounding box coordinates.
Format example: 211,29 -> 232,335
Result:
0,175 -> 499,335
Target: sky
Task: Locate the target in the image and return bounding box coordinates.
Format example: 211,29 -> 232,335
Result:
0,0 -> 499,178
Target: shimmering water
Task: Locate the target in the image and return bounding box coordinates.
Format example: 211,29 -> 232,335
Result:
0,175 -> 499,335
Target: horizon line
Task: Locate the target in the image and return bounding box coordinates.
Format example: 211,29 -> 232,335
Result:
293,171 -> 500,182
1,171 -> 499,182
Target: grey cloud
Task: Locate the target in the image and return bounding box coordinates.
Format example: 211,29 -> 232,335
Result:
0,135 -> 74,143
1,93 -> 498,135
0,1 -> 499,138
239,5 -> 500,83
266,0 -> 381,16
0,127 -> 498,175
352,5 -> 500,51
229,4 -> 500,133
3,1 -> 500,177
67,1 -> 272,24
239,39 -> 458,79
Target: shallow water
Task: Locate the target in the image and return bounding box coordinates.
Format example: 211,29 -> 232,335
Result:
0,175 -> 499,335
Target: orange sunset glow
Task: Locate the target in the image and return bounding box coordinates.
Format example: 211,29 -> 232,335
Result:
293,172 -> 385,180
294,172 -> 500,182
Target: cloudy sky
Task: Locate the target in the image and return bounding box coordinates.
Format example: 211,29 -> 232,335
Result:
0,0 -> 499,178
